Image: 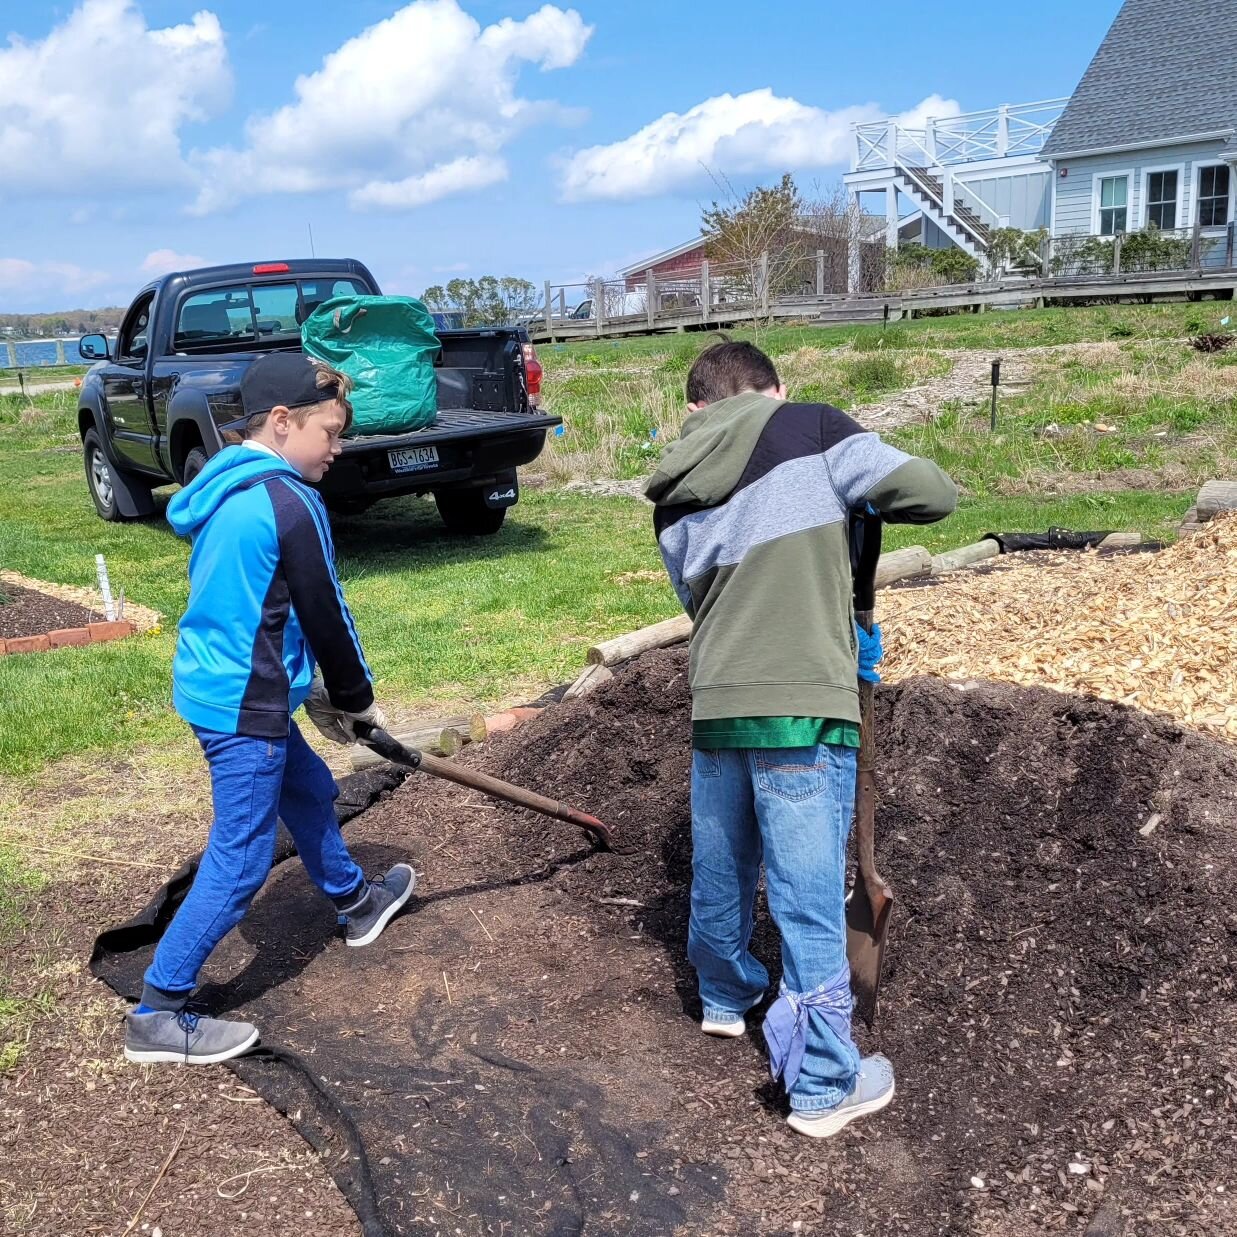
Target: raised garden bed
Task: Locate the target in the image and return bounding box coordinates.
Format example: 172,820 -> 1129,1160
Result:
0,573 -> 155,655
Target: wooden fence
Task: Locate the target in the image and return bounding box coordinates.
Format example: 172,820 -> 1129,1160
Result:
528,250 -> 1237,344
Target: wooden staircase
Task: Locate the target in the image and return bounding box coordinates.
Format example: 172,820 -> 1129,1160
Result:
899,165 -> 991,253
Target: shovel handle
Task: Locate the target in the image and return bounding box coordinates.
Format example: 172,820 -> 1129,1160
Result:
352,722 -> 614,851
852,511 -> 890,899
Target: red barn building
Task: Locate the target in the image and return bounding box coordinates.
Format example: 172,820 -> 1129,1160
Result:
618,238 -> 711,291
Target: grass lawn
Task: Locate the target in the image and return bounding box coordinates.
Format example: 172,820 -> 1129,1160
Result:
890,338 -> 1237,500
538,301 -> 1236,481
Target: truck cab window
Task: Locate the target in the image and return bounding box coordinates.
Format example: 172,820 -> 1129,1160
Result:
295,278 -> 367,325
119,294 -> 154,361
251,283 -> 300,337
175,287 -> 256,349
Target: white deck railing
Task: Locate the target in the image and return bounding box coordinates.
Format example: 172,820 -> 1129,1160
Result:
852,98 -> 1069,172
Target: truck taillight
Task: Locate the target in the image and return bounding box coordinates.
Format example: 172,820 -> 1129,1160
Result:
522,342 -> 542,405
253,262 -> 290,274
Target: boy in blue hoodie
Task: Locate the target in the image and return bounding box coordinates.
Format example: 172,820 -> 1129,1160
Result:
125,352 -> 414,1066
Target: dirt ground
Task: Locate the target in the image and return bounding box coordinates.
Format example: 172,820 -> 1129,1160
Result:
0,581 -> 102,640
81,648 -> 1237,1235
0,752 -> 365,1237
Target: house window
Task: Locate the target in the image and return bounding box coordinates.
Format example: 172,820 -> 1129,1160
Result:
1198,165 -> 1230,227
1098,175 -> 1128,235
1146,170 -> 1178,230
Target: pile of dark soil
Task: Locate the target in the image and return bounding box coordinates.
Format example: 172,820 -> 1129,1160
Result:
97,650 -> 1237,1235
0,582 -> 102,639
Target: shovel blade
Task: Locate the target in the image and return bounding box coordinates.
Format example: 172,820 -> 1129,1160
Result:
846,877 -> 894,1028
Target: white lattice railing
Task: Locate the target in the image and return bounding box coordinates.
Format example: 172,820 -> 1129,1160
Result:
852,98 -> 1068,171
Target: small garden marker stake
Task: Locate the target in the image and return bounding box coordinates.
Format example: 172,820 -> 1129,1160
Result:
95,553 -> 116,621
990,358 -> 1002,432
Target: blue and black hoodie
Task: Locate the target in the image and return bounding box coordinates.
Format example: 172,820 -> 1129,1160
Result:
168,446 -> 373,738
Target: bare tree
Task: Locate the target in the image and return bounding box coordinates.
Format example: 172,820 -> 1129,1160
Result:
701,172 -> 806,321
797,182 -> 888,295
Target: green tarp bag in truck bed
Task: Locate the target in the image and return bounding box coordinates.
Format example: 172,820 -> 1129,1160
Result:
301,295 -> 440,435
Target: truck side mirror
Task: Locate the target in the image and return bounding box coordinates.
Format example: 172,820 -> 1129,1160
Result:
79,334 -> 111,361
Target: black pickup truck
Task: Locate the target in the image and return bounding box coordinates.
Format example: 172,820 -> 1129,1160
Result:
77,259 -> 559,534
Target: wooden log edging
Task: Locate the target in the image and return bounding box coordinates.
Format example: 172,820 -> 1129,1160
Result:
564,663 -> 614,699
1195,480 -> 1237,522
929,540 -> 1000,575
874,546 -> 931,588
587,615 -> 693,666
350,712 -> 487,770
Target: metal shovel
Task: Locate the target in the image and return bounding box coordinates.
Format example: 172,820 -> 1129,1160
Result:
846,510 -> 895,1027
353,721 -> 614,851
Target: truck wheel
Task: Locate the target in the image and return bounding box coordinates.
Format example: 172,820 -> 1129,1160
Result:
181,447 -> 209,486
83,430 -> 124,521
434,488 -> 507,535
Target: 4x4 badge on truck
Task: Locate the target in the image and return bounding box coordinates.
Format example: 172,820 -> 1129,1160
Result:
489,488 -> 516,502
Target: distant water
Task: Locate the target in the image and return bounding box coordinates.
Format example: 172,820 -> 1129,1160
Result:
0,339 -> 85,369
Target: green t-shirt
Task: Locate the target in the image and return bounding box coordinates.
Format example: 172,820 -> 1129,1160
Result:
692,716 -> 861,750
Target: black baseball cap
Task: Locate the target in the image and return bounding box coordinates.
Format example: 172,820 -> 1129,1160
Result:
240,352 -> 340,418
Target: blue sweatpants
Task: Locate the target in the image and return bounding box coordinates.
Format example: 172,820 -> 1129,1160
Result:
142,721 -> 365,1009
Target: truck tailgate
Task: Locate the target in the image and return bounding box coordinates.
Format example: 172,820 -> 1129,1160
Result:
342,408 -> 561,451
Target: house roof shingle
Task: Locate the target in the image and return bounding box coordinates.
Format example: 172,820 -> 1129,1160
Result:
1041,0 -> 1237,159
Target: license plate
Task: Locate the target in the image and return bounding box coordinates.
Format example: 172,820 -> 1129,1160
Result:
388,445 -> 440,474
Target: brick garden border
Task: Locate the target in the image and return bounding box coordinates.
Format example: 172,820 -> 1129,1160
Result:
1,620 -> 136,656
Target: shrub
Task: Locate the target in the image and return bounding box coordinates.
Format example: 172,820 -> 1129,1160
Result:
844,352 -> 901,394
1120,227 -> 1192,273
986,227 -> 1048,275
889,242 -> 980,290
1052,234 -> 1114,276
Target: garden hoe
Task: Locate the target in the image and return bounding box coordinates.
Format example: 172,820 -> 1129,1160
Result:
846,510 -> 895,1027
353,721 -> 615,852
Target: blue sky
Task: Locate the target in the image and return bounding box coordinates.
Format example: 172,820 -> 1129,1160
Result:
0,0 -> 1121,312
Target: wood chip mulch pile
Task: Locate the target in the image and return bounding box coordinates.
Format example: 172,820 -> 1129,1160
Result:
882,514 -> 1237,740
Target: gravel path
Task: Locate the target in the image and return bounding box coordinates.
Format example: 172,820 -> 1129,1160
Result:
850,340 -> 1122,431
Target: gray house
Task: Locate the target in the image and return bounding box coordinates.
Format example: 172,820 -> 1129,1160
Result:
1041,0 -> 1235,243
843,0 -> 1237,280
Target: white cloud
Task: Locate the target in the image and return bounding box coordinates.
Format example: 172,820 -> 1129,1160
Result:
140,249 -> 207,276
0,0 -> 230,195
0,257 -> 111,299
558,90 -> 962,201
349,154 -> 508,211
190,0 -> 591,215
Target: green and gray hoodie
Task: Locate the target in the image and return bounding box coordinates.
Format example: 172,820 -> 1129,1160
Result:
644,393 -> 957,724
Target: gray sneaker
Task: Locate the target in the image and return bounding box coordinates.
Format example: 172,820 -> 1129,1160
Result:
124,1008 -> 259,1066
787,1053 -> 895,1138
343,863 -> 416,947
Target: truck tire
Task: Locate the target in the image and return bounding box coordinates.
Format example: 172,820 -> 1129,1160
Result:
83,429 -> 139,522
434,488 -> 507,536
181,446 -> 209,487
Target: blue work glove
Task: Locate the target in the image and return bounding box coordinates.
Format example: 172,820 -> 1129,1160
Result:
855,621 -> 883,684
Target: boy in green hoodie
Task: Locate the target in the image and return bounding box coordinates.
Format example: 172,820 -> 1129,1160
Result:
644,340 -> 956,1137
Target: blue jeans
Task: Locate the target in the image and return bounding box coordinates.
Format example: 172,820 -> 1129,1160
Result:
688,743 -> 861,1111
143,722 -> 365,1007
